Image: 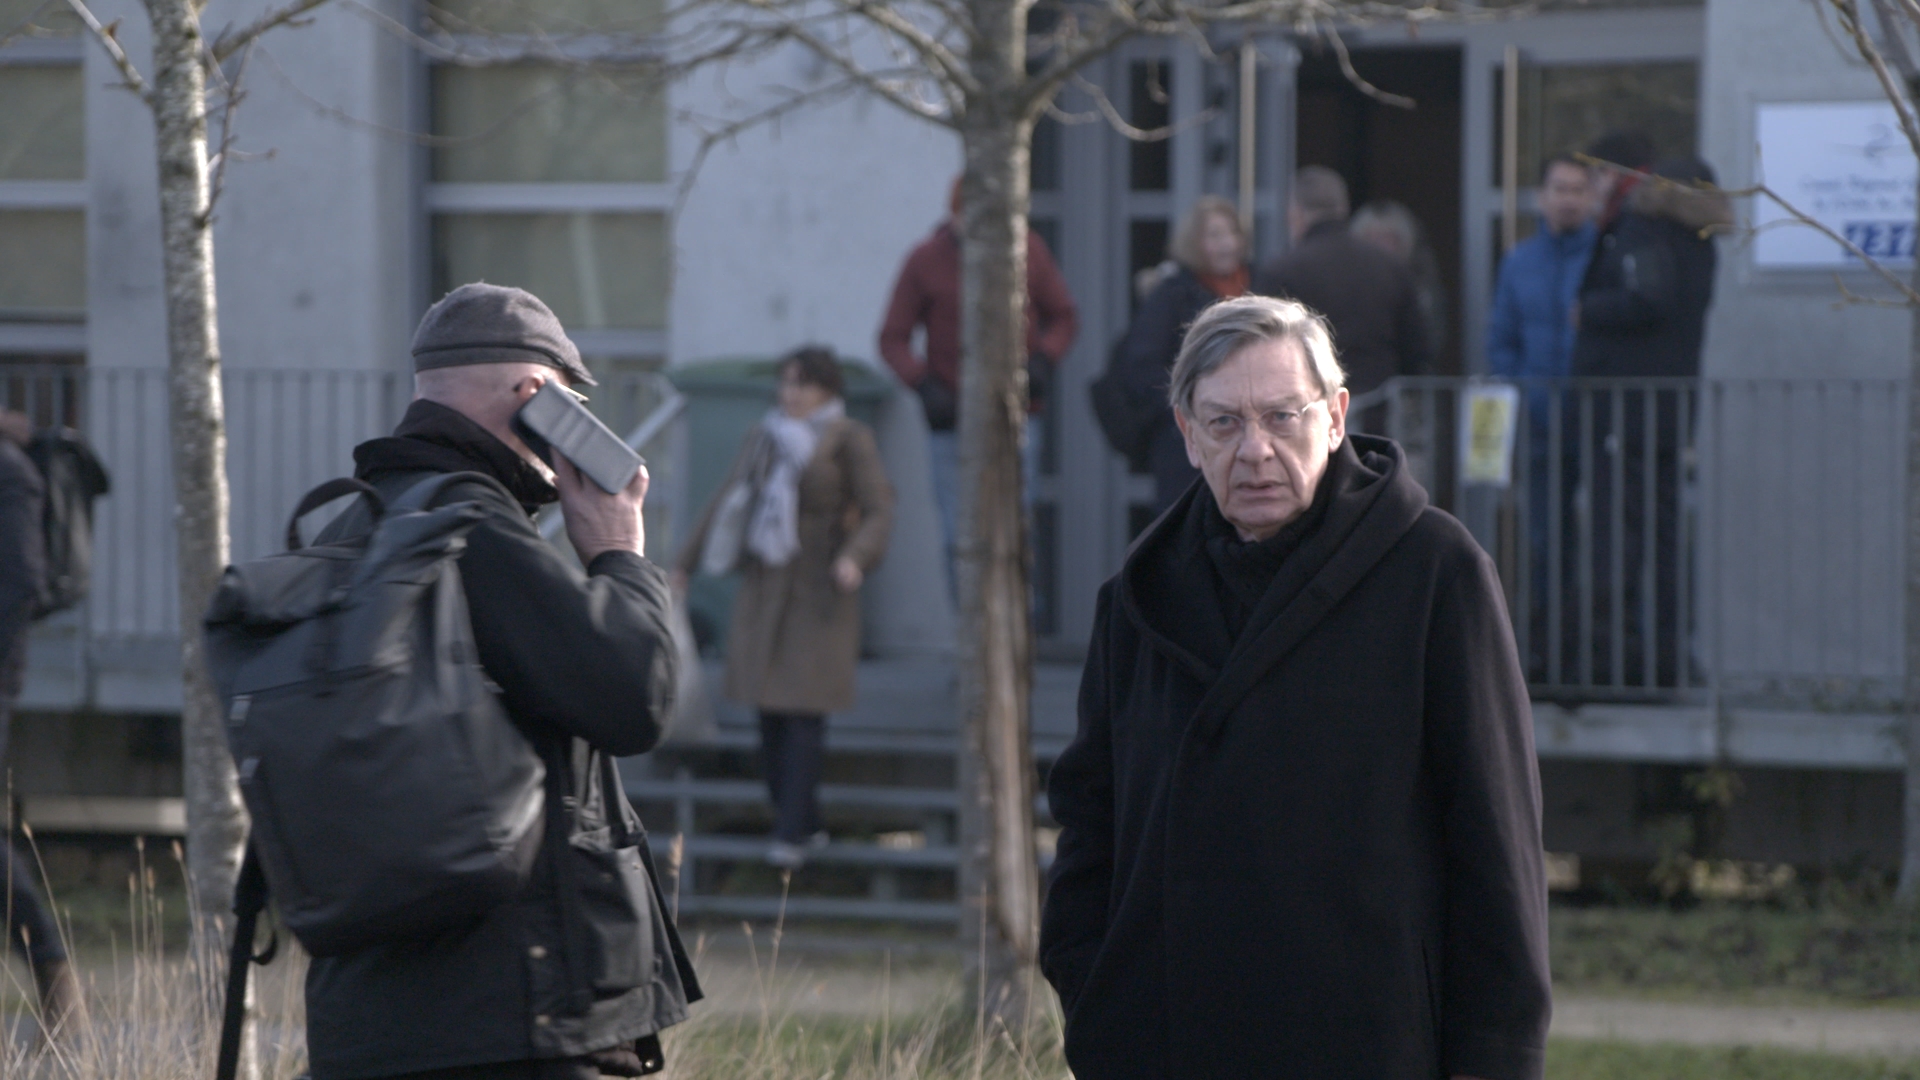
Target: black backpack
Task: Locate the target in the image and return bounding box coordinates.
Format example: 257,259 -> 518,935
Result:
202,472 -> 545,958
1088,335 -> 1158,472
25,428 -> 109,618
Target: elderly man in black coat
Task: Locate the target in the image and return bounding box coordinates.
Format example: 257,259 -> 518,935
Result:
1041,296 -> 1550,1080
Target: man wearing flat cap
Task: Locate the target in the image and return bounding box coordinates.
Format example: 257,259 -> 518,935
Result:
1042,295 -> 1550,1080
303,283 -> 701,1079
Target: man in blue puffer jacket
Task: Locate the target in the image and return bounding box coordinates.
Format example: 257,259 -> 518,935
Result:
1488,151 -> 1594,674
1490,152 -> 1595,389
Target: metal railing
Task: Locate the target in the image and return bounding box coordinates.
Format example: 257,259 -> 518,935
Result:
5,364 -> 680,711
1351,377 -> 1906,710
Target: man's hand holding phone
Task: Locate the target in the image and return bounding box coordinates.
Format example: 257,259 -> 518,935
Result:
512,381 -> 653,565
554,455 -> 648,566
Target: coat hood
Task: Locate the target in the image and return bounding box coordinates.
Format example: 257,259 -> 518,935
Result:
1629,159 -> 1733,236
1117,434 -> 1429,696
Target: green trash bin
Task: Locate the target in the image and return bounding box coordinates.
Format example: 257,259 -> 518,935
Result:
669,357 -> 893,656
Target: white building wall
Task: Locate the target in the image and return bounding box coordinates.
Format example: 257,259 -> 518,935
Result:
670,50 -> 961,654
1700,0 -> 1911,380
84,0 -> 414,376
669,48 -> 959,367
1697,0 -> 1907,700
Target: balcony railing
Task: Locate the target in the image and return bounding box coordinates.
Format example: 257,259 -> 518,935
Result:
5,364 -> 679,712
1351,377 -> 1906,714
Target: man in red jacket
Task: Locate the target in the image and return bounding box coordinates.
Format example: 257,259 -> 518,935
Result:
877,179 -> 1079,587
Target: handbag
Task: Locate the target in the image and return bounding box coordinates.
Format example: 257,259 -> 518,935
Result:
698,478 -> 754,576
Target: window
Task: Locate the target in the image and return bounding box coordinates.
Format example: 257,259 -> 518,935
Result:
0,40 -> 86,353
0,210 -> 83,319
425,0 -> 663,37
1495,60 -> 1700,186
424,22 -> 671,370
0,0 -> 81,37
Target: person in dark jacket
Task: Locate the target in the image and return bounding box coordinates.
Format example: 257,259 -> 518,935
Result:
1571,151 -> 1730,688
1490,152 -> 1596,675
0,408 -> 86,1039
1116,195 -> 1251,511
308,284 -> 700,1080
1253,166 -> 1430,395
1041,296 -> 1550,1080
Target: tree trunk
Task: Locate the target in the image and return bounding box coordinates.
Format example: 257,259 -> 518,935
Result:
145,0 -> 250,1000
1902,205 -> 1920,906
955,0 -> 1040,1031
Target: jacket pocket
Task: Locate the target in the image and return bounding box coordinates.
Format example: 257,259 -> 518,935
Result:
569,831 -> 658,995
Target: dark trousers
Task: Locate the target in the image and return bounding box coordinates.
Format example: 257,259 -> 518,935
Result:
758,711 -> 825,843
1,695 -> 65,966
1565,388 -> 1689,690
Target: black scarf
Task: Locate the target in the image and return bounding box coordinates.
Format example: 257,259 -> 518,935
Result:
353,399 -> 557,514
1201,447 -> 1349,642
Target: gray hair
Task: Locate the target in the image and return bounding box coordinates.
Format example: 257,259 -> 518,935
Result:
1168,196 -> 1245,273
1168,295 -> 1346,417
1349,200 -> 1421,264
1291,166 -> 1350,222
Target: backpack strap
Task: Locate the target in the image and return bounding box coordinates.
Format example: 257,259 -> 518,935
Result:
216,842 -> 273,1080
286,479 -> 385,551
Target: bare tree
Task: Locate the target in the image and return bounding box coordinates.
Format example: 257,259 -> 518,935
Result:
1770,0 -> 1920,904
663,0 -> 1454,1022
62,1 -> 331,1073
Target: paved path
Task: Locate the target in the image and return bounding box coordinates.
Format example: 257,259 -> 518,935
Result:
682,939 -> 1920,1058
1551,995 -> 1920,1057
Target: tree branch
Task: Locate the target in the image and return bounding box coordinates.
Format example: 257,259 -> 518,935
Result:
1055,70 -> 1216,140
1320,21 -> 1415,108
202,39 -> 255,225
211,0 -> 333,62
64,0 -> 152,104
724,0 -> 959,124
1830,0 -> 1920,161
826,0 -> 979,96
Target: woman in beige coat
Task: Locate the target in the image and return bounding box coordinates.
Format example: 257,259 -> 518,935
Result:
677,347 -> 893,868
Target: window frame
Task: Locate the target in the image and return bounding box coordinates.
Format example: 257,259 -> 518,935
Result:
419,29 -> 672,364
0,37 -> 86,353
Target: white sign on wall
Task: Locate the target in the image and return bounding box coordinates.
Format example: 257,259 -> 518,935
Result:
1753,101 -> 1917,269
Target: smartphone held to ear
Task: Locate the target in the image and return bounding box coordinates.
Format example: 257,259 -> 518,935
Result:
512,383 -> 645,494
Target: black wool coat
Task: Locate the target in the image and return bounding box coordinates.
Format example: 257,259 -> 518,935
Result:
1573,180 -> 1726,380
303,400 -> 701,1079
1041,436 -> 1550,1080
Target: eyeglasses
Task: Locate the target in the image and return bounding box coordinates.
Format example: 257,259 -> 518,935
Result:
1195,399 -> 1326,445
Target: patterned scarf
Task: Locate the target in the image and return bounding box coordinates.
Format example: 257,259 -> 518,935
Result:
746,397 -> 845,567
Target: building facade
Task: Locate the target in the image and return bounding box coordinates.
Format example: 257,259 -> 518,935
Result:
2,0 -> 1910,868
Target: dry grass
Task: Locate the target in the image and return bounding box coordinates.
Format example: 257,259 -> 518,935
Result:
7,841 -> 1057,1080
3,835 -> 309,1079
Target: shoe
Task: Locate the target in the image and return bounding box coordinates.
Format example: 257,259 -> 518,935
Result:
32,958 -> 88,1040
766,841 -> 806,871
766,831 -> 829,871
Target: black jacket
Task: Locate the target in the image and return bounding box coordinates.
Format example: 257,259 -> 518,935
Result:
1041,436 -> 1550,1080
1573,176 -> 1730,379
304,400 -> 700,1079
1118,266 -> 1229,510
1254,220 -> 1431,394
0,439 -> 45,701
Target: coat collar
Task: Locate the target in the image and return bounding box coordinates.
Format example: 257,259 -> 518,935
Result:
1118,434 -> 1430,740
353,398 -> 558,515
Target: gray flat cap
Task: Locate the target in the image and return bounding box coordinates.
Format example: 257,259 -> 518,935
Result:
411,283 -> 596,387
